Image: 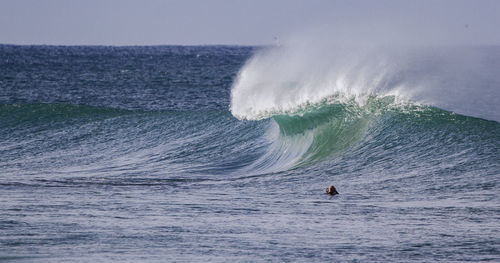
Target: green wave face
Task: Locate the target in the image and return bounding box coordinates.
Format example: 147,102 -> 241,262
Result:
269,96 -> 394,166
268,95 -> 499,169
0,103 -> 130,129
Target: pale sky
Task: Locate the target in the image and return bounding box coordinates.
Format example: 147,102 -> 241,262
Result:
0,0 -> 499,46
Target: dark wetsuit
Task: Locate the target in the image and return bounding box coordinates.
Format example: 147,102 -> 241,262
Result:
326,185 -> 339,195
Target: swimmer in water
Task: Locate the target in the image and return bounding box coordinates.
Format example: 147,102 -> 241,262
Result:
326,185 -> 339,195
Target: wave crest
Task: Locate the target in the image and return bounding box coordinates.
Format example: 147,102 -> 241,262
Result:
230,45 -> 500,122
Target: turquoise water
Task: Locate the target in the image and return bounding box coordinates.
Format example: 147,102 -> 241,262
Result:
0,45 -> 499,262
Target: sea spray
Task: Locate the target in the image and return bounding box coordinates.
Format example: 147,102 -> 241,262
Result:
230,44 -> 500,122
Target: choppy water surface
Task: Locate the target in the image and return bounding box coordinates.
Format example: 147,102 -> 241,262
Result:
0,45 -> 499,262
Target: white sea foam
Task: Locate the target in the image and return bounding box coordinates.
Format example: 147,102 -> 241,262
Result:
230,42 -> 500,122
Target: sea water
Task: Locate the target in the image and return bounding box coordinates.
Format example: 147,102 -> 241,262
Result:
0,45 -> 499,262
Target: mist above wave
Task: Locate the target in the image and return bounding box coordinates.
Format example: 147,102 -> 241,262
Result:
230,43 -> 500,122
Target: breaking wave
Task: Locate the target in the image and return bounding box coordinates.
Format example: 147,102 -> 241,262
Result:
229,45 -> 500,172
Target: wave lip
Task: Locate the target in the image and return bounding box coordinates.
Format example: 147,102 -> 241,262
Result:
230,45 -> 500,122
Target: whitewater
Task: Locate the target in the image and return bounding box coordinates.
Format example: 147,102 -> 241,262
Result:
231,45 -> 500,122
1,44 -> 499,262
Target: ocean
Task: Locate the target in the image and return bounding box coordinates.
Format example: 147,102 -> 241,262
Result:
0,44 -> 499,262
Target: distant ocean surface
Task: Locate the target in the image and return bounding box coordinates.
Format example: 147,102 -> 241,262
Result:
0,44 -> 499,262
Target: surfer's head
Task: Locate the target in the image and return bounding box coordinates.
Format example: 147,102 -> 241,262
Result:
327,185 -> 339,195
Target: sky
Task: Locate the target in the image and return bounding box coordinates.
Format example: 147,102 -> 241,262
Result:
0,0 -> 499,46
